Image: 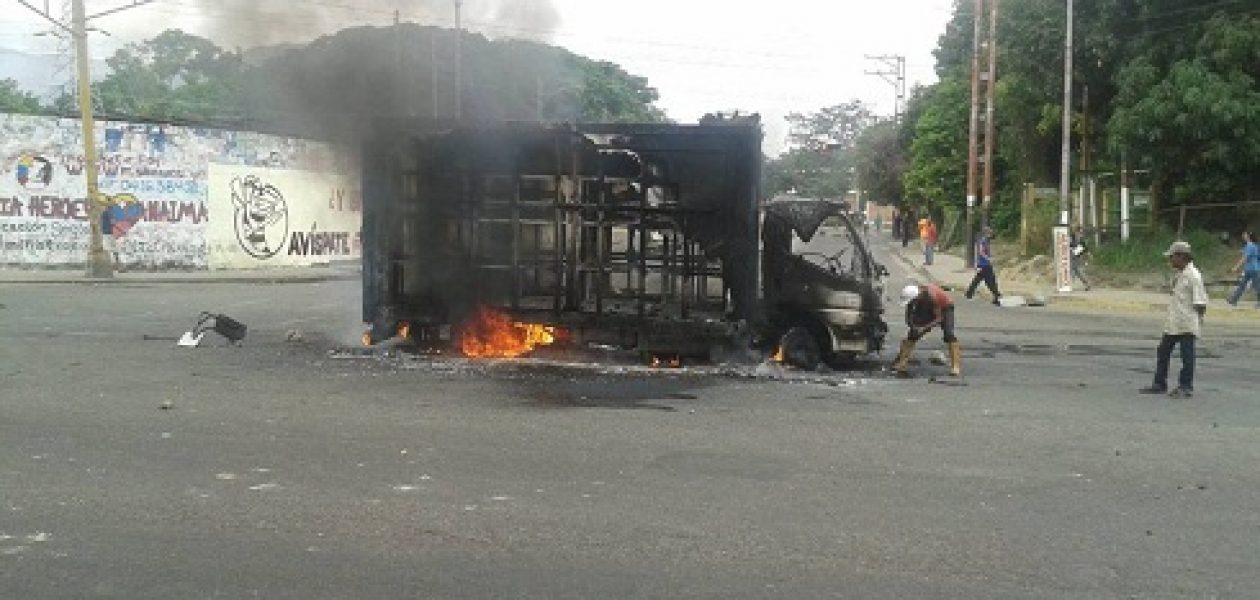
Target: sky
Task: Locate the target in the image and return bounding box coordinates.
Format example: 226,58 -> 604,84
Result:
0,0 -> 954,154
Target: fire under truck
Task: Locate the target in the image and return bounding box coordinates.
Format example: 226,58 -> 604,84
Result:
360,116 -> 888,368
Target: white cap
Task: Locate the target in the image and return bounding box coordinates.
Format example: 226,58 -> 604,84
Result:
899,284 -> 921,306
1163,241 -> 1192,256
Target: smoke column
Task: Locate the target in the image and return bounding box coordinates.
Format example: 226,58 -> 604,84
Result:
172,0 -> 561,48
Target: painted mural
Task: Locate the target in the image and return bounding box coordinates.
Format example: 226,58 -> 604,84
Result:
207,165 -> 361,269
0,113 -> 358,269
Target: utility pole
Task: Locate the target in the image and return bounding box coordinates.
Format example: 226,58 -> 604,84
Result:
863,55 -> 906,123
17,0 -> 155,278
981,0 -> 999,227
453,0 -> 463,121
964,0 -> 983,267
1058,0 -> 1074,227
71,0 -> 109,277
1055,0 -> 1075,291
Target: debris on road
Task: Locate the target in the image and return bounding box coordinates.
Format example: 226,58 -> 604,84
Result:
998,296 -> 1029,308
178,312 -> 248,348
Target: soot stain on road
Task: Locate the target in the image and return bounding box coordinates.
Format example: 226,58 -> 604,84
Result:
989,342 -> 1221,360
513,375 -> 711,411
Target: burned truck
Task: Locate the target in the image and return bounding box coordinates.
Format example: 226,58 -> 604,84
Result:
360,117 -> 887,367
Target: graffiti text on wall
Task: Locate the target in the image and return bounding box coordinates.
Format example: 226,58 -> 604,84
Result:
287,225 -> 355,257
0,196 -> 208,225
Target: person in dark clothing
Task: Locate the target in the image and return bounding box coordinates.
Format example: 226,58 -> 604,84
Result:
965,226 -> 1002,305
901,209 -> 914,248
1070,225 -> 1091,290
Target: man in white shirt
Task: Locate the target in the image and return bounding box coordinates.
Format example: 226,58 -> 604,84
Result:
1140,241 -> 1209,398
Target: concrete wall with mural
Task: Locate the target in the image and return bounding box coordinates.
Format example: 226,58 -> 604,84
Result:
0,113 -> 359,270
207,165 -> 361,269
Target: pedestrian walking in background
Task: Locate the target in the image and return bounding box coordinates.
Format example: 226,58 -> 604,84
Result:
1070,225 -> 1092,290
1227,230 -> 1259,308
1140,241 -> 1209,398
901,208 -> 915,248
923,218 -> 939,266
964,225 -> 1002,305
892,283 -> 962,378
874,214 -> 883,234
917,215 -> 930,262
892,211 -> 902,242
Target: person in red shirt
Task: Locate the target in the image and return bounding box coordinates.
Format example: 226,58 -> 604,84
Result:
892,283 -> 961,377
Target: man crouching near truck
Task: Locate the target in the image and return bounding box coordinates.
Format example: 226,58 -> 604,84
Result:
892,283 -> 962,377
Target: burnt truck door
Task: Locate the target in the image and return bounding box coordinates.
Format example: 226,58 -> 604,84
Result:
762,198 -> 887,368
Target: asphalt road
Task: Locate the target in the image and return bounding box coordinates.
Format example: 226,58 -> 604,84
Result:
3,242 -> 1259,599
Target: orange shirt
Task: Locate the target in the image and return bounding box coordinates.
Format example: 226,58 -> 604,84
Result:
925,283 -> 953,309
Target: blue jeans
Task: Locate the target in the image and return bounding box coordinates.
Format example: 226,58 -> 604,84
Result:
1153,334 -> 1196,391
924,243 -> 935,265
1228,271 -> 1259,305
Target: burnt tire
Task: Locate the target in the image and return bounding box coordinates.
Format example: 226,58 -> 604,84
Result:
780,326 -> 822,371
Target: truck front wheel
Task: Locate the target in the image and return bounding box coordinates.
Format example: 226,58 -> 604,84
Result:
779,326 -> 823,371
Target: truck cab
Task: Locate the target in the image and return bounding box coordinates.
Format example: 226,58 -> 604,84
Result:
762,197 -> 888,368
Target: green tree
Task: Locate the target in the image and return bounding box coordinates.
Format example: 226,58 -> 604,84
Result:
902,78 -> 969,213
765,100 -> 875,198
854,120 -> 905,206
785,100 -> 875,152
764,148 -> 854,199
897,0 -> 1260,236
55,29 -> 252,121
0,79 -> 44,114
46,26 -> 668,131
1110,15 -> 1260,221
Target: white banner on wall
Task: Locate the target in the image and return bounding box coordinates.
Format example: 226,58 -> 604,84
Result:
207,164 -> 361,269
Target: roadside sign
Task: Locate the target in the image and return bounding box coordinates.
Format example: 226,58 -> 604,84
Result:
1054,225 -> 1072,292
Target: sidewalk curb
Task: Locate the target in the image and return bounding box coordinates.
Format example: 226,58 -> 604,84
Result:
0,271 -> 360,285
887,245 -> 937,286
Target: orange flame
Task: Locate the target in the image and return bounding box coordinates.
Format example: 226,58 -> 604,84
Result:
771,345 -> 785,363
650,355 -> 682,368
460,306 -> 558,358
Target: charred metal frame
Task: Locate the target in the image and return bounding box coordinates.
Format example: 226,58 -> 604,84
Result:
362,120 -> 762,354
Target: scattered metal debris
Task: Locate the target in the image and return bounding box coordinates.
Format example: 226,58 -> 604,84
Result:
178,312 -> 248,347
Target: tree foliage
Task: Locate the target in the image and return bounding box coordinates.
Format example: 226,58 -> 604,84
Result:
868,0 -> 1260,235
854,121 -> 905,206
902,79 -> 969,211
764,100 -> 876,199
0,79 -> 44,114
1110,14 -> 1260,213
42,26 -> 667,134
